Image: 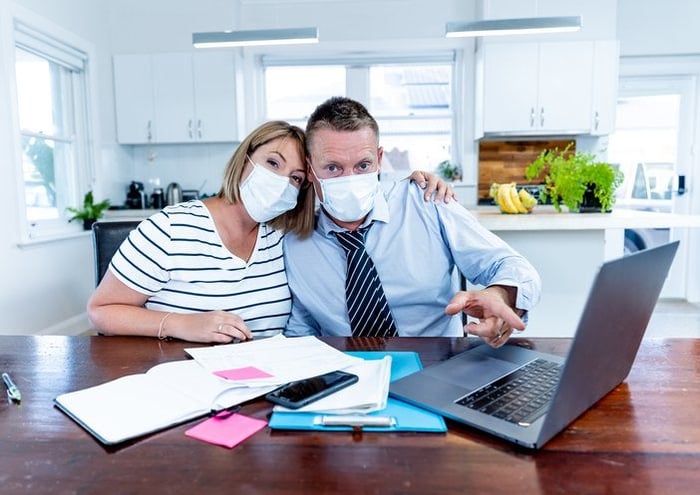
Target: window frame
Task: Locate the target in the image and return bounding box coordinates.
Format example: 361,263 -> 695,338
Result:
260,52 -> 459,178
9,8 -> 98,245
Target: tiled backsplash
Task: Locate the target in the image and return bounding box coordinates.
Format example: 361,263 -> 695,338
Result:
477,140 -> 575,202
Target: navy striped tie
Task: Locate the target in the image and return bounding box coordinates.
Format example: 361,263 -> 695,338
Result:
334,225 -> 398,337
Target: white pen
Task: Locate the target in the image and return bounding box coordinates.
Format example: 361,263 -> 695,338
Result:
2,372 -> 21,402
316,415 -> 396,427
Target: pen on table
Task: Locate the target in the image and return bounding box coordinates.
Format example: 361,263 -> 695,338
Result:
315,415 -> 396,427
2,372 -> 22,403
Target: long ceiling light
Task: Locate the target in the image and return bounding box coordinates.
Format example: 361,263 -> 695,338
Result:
445,16 -> 581,38
193,27 -> 319,48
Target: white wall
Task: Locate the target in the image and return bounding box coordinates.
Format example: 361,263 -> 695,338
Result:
617,0 -> 700,56
107,0 -> 481,199
0,0 -> 115,335
1,0 -> 699,336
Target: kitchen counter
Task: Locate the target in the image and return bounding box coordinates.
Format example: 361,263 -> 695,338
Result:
103,209 -> 158,221
465,206 -> 700,337
469,205 -> 700,231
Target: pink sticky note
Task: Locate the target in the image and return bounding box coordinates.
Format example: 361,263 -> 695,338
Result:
185,413 -> 267,449
214,366 -> 274,381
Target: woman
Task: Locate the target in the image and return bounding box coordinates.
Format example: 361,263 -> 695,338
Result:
87,120 -> 451,343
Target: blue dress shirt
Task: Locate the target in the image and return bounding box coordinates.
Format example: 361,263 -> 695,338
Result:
284,180 -> 541,337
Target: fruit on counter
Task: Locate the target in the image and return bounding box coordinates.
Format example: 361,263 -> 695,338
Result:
489,182 -> 537,214
518,188 -> 538,210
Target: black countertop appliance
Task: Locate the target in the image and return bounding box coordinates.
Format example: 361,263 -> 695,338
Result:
126,181 -> 145,209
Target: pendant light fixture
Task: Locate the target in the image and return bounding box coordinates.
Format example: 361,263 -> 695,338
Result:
445,16 -> 581,38
193,27 -> 319,48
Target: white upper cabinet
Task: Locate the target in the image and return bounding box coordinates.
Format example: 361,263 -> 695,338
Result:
191,52 -> 238,143
480,41 -> 594,136
113,54 -> 156,144
113,52 -> 238,144
477,40 -> 618,137
590,40 -> 620,136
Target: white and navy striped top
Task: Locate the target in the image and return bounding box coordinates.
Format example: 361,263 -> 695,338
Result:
109,200 -> 290,338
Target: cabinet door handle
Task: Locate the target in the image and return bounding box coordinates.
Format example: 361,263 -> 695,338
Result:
188,119 -> 193,139
540,107 -> 545,127
530,107 -> 535,127
147,120 -> 152,142
594,111 -> 600,130
197,120 -> 202,139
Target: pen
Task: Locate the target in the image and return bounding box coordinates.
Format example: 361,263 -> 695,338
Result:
316,415 -> 396,427
209,404 -> 240,419
2,372 -> 21,403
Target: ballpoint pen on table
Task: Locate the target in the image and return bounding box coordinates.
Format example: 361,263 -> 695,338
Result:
209,404 -> 241,419
2,372 -> 22,403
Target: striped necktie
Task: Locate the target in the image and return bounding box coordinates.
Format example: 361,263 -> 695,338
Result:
334,225 -> 398,337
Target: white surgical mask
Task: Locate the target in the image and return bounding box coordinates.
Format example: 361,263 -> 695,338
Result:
240,158 -> 299,223
312,170 -> 380,222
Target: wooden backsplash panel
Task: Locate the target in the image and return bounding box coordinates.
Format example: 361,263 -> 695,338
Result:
478,140 -> 575,200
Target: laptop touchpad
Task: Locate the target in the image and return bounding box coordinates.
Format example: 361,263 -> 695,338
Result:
423,354 -> 520,392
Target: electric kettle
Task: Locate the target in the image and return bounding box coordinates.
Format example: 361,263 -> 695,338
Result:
165,182 -> 183,206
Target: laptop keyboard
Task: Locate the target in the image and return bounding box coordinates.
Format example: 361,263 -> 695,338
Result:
455,358 -> 562,427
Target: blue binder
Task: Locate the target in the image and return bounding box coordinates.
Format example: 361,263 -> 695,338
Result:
268,351 -> 447,433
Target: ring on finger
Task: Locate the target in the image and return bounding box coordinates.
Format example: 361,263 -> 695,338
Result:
217,323 -> 224,331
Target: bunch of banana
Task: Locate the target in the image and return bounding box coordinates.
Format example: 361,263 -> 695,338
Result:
490,182 -> 538,214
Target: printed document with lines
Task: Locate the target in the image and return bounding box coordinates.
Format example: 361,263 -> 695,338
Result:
273,356 -> 392,415
185,335 -> 363,386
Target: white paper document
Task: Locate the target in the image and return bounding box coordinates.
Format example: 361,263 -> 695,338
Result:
54,359 -> 275,445
273,356 -> 392,415
185,335 -> 363,386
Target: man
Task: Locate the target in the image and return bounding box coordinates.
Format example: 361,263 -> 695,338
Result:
283,97 -> 541,347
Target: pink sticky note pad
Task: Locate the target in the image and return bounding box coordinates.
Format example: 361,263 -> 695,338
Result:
214,366 -> 274,380
185,413 -> 267,449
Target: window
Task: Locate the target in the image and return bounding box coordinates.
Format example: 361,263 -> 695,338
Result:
13,20 -> 92,241
263,55 -> 454,179
608,93 -> 680,212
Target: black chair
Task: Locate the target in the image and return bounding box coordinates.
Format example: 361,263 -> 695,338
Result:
92,220 -> 141,286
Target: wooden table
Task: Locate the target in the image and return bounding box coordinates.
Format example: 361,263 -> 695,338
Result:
1,336 -> 699,494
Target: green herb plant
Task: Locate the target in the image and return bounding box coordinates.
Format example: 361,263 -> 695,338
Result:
525,143 -> 623,212
67,190 -> 110,225
436,160 -> 462,181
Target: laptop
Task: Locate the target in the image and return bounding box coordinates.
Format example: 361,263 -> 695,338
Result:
390,241 -> 679,449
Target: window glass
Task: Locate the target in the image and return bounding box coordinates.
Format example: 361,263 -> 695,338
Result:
263,59 -> 455,176
369,64 -> 452,174
13,27 -> 89,239
265,66 -> 345,127
608,94 -> 679,211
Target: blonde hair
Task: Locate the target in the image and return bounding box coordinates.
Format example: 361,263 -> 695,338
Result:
218,121 -> 315,238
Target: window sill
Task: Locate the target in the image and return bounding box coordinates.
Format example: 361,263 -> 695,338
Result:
17,229 -> 91,249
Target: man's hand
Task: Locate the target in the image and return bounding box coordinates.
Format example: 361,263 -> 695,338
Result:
445,287 -> 525,348
407,170 -> 457,203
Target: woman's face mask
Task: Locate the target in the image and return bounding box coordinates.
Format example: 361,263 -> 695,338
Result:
239,157 -> 299,223
311,169 -> 380,222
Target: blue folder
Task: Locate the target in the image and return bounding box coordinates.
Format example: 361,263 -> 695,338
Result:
268,351 -> 447,433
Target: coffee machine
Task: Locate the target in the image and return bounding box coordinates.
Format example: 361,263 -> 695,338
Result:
126,181 -> 146,209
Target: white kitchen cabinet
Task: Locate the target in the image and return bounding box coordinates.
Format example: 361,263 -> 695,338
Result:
113,54 -> 156,144
113,52 -> 238,144
590,40 -> 620,136
480,41 -> 594,136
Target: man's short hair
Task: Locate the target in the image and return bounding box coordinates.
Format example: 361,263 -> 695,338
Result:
305,96 -> 379,153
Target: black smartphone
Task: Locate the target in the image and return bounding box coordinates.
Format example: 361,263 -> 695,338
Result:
265,370 -> 359,409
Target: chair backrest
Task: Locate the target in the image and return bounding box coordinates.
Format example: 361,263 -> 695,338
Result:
92,220 -> 141,286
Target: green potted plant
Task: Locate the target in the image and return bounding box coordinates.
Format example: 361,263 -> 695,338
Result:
436,160 -> 462,181
67,190 -> 111,230
525,143 -> 623,213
